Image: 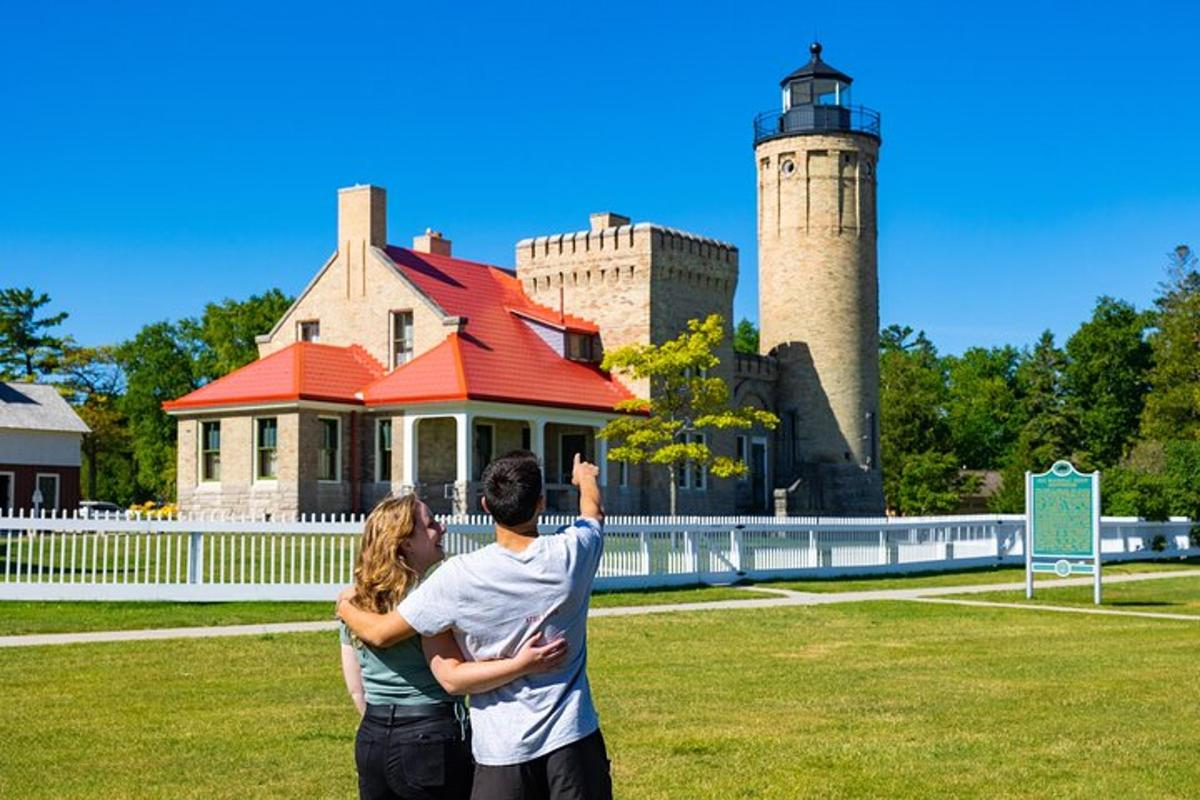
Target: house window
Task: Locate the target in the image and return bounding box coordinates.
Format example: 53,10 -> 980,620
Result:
297,320 -> 320,342
521,426 -> 531,451
559,433 -> 589,484
567,333 -> 598,362
376,419 -> 392,482
256,418 -> 278,480
318,417 -> 341,482
201,421 -> 221,482
735,435 -> 748,483
0,471 -> 13,512
676,433 -> 707,490
35,473 -> 60,510
391,310 -> 414,368
473,423 -> 494,481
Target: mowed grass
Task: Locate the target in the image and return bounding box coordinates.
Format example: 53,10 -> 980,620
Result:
953,573 -> 1200,616
0,586 -> 757,636
764,557 -> 1200,593
2,601 -> 1198,799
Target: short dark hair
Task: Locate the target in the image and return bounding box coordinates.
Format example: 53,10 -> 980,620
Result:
481,450 -> 543,526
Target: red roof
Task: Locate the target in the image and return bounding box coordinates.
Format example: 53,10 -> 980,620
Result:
362,247 -> 633,413
165,247 -> 633,414
163,342 -> 384,410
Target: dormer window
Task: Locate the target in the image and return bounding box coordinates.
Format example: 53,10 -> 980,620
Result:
391,310 -> 414,368
298,320 -> 320,342
567,333 -> 599,362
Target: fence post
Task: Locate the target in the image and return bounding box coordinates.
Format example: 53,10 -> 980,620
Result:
729,528 -> 743,573
639,531 -> 651,576
188,532 -> 205,585
878,530 -> 887,565
684,530 -> 698,575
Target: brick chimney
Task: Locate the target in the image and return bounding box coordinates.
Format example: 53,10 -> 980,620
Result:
337,185 -> 387,248
413,228 -> 452,257
589,212 -> 630,232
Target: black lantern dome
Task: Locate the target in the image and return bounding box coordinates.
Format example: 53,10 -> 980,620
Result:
753,42 -> 880,144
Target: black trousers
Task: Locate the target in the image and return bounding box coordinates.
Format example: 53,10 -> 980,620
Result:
355,711 -> 474,800
471,729 -> 612,800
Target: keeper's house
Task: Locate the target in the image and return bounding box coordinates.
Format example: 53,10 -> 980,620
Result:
0,382 -> 90,513
164,186 -> 641,519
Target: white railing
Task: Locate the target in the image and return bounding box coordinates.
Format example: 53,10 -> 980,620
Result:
0,510 -> 1195,600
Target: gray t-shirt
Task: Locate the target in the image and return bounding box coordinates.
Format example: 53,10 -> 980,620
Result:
397,518 -> 604,766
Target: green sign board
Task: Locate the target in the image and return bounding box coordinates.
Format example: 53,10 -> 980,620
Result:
1025,461 -> 1102,604
1030,466 -> 1094,558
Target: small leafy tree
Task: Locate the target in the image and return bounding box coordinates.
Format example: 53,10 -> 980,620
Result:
598,314 -> 779,515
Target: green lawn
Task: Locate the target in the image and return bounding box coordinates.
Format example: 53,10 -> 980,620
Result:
1,601 -> 1197,798
950,573 -> 1200,616
0,586 -> 758,636
763,558 -> 1200,593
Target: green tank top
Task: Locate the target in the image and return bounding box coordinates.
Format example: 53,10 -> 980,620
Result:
339,622 -> 454,706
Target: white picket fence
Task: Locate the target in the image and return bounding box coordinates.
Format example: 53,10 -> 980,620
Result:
0,510 -> 1196,601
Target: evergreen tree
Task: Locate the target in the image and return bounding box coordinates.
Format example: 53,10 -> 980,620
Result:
733,318 -> 760,355
0,287 -> 69,379
1140,245 -> 1200,441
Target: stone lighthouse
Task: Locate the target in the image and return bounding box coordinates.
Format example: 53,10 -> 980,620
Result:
753,43 -> 884,513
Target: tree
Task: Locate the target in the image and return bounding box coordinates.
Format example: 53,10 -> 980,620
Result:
598,314 -> 779,515
991,332 -> 1081,512
893,450 -> 977,515
191,289 -> 293,381
1140,245 -> 1200,441
943,346 -> 1021,469
878,325 -> 952,510
0,287 -> 69,379
1063,296 -> 1152,468
733,318 -> 760,355
57,344 -> 136,504
116,322 -> 200,501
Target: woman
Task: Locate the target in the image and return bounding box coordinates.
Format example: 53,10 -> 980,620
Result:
339,494 -> 566,800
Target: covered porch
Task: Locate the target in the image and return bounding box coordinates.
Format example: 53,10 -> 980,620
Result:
397,402 -> 623,515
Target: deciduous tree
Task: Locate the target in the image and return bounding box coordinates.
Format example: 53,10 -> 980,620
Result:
598,314 -> 779,515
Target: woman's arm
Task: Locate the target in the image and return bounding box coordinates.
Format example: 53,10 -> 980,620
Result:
336,587 -> 418,648
422,631 -> 569,696
340,643 -> 367,715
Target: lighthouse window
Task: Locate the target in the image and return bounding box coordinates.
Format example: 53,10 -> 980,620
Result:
780,159 -> 796,176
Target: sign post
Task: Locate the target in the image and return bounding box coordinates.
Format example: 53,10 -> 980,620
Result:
1025,461 -> 1101,604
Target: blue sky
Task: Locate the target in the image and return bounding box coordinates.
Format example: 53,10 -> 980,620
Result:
2,0 -> 1198,355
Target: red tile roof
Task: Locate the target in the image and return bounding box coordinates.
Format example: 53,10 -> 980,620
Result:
363,247 -> 633,413
165,247 -> 633,414
163,342 -> 384,410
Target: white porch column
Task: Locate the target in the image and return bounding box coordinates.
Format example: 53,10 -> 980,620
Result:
595,427 -> 608,487
454,413 -> 472,485
530,418 -> 546,477
402,415 -> 419,490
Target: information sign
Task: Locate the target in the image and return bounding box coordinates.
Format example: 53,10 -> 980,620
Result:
1025,461 -> 1101,604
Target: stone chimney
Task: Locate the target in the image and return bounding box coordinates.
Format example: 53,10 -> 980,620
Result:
589,212 -> 630,232
337,185 -> 387,248
413,228 -> 452,256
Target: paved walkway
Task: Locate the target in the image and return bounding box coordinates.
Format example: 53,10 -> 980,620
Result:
2,569 -> 1197,648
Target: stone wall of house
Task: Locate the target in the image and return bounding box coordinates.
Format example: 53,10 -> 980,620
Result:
177,412 -> 303,518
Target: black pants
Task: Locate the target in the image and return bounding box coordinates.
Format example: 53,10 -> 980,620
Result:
471,729 -> 612,800
355,711 -> 474,800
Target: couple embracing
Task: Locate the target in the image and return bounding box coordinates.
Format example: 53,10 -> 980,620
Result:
336,450 -> 612,800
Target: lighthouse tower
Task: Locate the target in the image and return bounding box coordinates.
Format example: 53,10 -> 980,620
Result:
754,43 -> 884,513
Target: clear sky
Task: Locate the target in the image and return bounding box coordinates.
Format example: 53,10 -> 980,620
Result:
2,0 -> 1197,355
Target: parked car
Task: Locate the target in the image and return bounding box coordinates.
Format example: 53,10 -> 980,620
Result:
78,500 -> 124,519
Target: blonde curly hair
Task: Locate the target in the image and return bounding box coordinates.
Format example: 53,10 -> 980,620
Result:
351,494 -> 422,615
